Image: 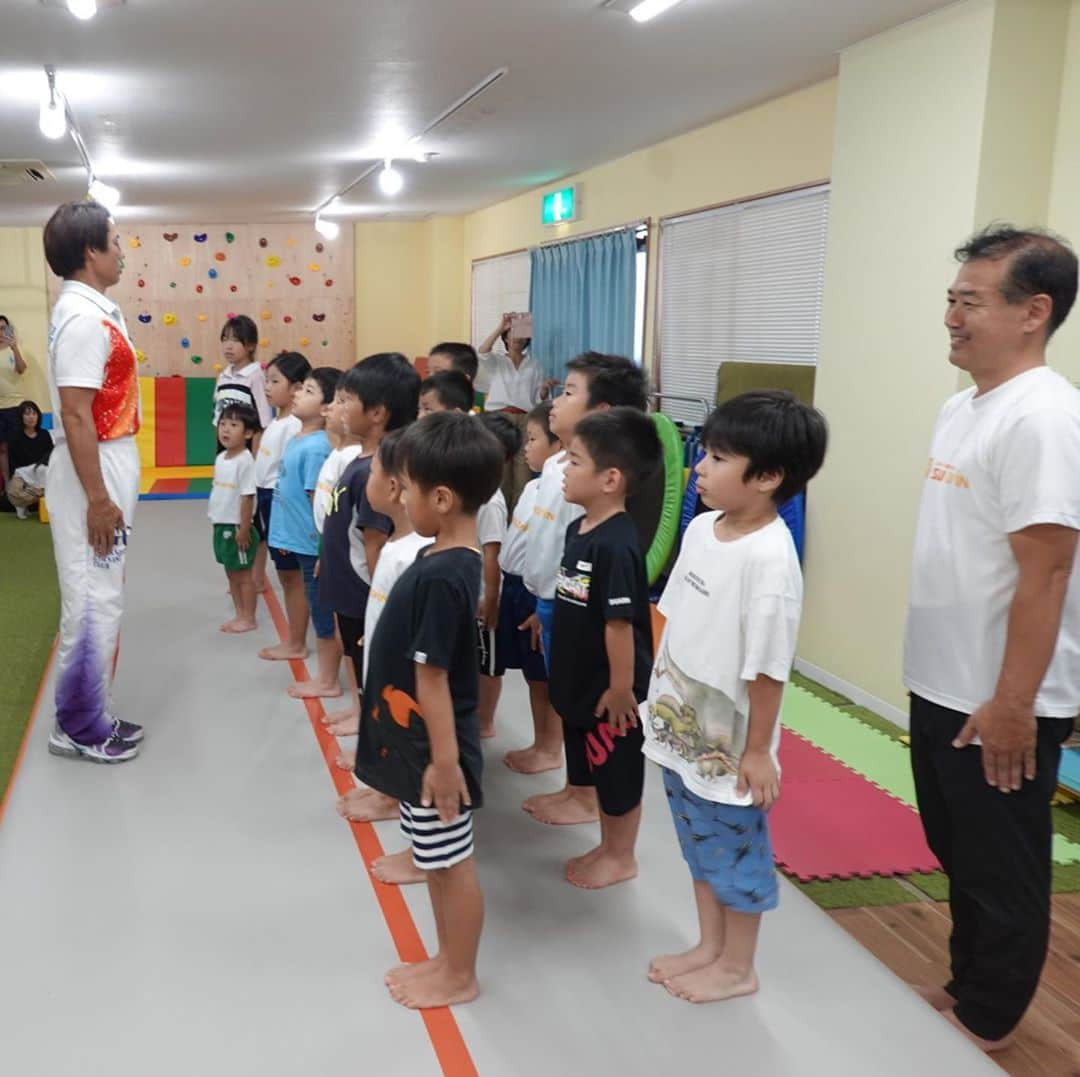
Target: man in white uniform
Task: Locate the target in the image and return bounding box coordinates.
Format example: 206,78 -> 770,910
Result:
43,201 -> 144,763
904,226 -> 1080,1050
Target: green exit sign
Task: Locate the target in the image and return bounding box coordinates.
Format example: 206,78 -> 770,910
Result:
541,185 -> 579,226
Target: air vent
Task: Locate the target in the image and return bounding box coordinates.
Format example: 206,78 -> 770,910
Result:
0,161 -> 56,188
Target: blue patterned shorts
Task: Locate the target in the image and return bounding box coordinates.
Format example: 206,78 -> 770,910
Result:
663,767 -> 779,913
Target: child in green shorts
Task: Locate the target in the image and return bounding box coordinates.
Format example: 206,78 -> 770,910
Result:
209,403 -> 262,633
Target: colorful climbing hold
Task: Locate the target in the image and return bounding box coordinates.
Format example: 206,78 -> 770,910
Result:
260,338 -> 270,348
128,237 -> 141,249
194,233 -> 208,243
214,252 -> 226,262
325,279 -> 334,287
163,232 -> 178,241
225,232 -> 235,244
191,355 -> 203,365
265,255 -> 281,268
163,313 -> 177,326
138,313 -> 152,324
197,314 -> 208,322
286,237 -> 297,247
260,310 -> 272,320
283,315 -> 293,324
259,237 -> 268,247
135,349 -> 147,363
315,243 -> 324,254
213,362 -> 224,373
230,285 -> 238,293
208,268 -> 218,279
196,285 -> 204,294
312,313 -> 326,322
137,279 -> 145,288
180,338 -> 190,349
309,263 -> 320,272
299,337 -> 310,347
321,339 -> 328,347
179,256 -> 191,267
288,276 -> 301,286
169,282 -> 177,288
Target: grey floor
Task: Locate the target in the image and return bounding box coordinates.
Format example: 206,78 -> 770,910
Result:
0,501 -> 997,1077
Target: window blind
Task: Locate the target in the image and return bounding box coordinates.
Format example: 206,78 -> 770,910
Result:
657,185 -> 829,423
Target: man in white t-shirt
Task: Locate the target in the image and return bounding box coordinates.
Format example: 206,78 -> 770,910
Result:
42,201 -> 144,764
904,226 -> 1080,1050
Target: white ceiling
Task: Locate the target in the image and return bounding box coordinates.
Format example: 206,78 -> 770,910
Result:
0,0 -> 955,226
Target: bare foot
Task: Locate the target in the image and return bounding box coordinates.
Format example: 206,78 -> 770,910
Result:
287,680 -> 342,699
528,791 -> 599,826
334,749 -> 356,772
522,786 -> 573,814
321,705 -> 359,727
371,849 -> 425,886
328,715 -> 360,736
505,746 -> 563,774
648,944 -> 720,984
220,618 -> 257,633
912,984 -> 956,1011
480,723 -> 496,740
664,960 -> 759,1003
388,966 -> 480,1010
385,955 -> 445,987
258,643 -> 308,661
253,580 -> 268,594
565,845 -> 603,878
942,1009 -> 1014,1053
566,850 -> 637,890
336,787 -> 399,822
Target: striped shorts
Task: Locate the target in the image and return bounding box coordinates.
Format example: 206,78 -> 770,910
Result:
399,801 -> 475,871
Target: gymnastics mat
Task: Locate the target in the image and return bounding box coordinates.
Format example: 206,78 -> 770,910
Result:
771,730 -> 940,882
139,466 -> 213,501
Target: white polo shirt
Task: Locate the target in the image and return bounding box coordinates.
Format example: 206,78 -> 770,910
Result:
47,280 -> 139,445
479,349 -> 543,413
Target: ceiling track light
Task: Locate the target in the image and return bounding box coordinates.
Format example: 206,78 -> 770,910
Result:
66,0 -> 98,19
311,66 -> 508,225
88,177 -> 120,210
314,215 -> 340,240
629,0 -> 685,22
39,66 -> 67,140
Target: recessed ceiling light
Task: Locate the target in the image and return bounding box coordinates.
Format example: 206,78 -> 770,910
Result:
66,0 -> 97,19
378,161 -> 404,196
629,0 -> 685,22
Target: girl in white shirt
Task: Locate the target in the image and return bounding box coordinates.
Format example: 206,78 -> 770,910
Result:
252,351 -> 310,591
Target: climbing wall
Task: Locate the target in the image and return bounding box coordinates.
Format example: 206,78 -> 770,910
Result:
47,223 -> 354,377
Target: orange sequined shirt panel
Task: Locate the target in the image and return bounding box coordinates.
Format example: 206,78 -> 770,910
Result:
92,320 -> 140,441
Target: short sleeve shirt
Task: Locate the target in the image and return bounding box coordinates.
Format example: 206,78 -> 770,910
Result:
254,415 -> 301,489
47,280 -> 140,444
499,478 -> 539,576
214,361 -> 272,429
319,453 -> 392,617
354,546 -> 483,807
208,449 -> 257,525
269,430 -> 331,556
523,450 -> 585,599
549,513 -> 653,729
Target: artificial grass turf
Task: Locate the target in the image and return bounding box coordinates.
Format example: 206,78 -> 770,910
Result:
0,514 -> 58,808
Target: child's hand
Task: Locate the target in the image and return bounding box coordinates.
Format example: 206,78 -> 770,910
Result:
595,686 -> 639,735
236,524 -> 251,552
736,749 -> 780,810
519,612 -> 542,652
421,761 -> 472,823
480,594 -> 499,631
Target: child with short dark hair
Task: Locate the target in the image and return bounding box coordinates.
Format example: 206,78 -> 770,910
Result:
319,353 -> 419,726
428,342 -> 479,385
644,390 -> 827,1004
209,403 -> 262,633
474,411 -> 522,738
259,367 -> 337,672
355,411 -> 504,1010
502,402 -> 564,775
213,315 -> 272,431
418,370 -> 474,416
522,351 -> 648,825
548,408 -> 657,889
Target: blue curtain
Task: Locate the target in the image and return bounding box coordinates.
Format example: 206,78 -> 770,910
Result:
528,227 -> 637,380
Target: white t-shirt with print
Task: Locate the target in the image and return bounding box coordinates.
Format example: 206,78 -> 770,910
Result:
476,489 -> 507,603
904,366 -> 1080,718
363,531 -> 433,683
523,450 -> 585,599
642,513 -> 803,806
313,443 -> 364,534
499,477 -> 540,576
209,449 -> 257,525
254,414 -> 301,489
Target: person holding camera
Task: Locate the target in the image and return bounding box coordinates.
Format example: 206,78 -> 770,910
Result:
0,314 -> 29,484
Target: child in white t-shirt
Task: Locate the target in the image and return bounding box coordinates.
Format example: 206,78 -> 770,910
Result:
208,404 -> 263,634
499,402 -> 564,774
335,429 -> 431,887
313,385 -> 364,534
643,391 -> 826,1005
253,351 -> 310,592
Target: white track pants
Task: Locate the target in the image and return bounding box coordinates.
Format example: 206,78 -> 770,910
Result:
47,438 -> 140,745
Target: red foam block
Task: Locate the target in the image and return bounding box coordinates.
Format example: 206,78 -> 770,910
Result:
771,731 -> 940,882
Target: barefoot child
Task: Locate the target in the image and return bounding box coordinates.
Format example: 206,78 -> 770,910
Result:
209,403 -> 262,633
253,351 -> 310,593
644,391 -> 827,1003
549,408 -> 657,888
521,352 -> 647,826
259,367 -> 336,667
213,315 -> 272,432
474,412 -> 520,739
354,411 -> 504,1009
502,402 -> 563,775
320,353 -> 418,719
338,429 -> 432,881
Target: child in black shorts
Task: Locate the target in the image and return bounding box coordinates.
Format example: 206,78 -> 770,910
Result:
355,411 -> 504,1010
548,407 -> 659,890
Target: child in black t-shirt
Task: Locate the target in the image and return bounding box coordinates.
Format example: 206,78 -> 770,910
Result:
548,407 -> 659,890
355,410 -> 504,1011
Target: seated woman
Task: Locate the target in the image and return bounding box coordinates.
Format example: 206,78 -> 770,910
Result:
5,400 -> 53,519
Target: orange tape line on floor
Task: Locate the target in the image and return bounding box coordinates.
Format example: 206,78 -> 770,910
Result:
0,635 -> 58,831
260,587 -> 479,1077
